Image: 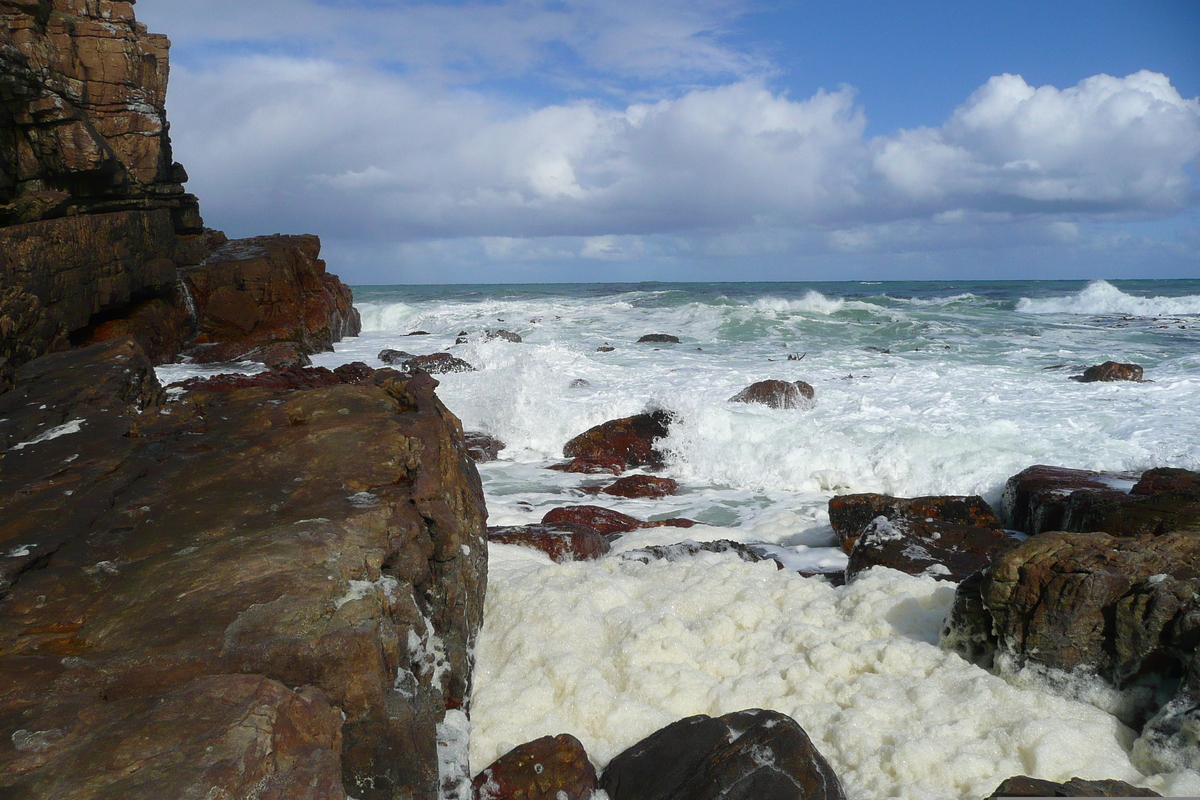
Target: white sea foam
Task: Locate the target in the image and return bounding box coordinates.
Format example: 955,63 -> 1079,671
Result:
9,419 -> 84,451
1016,280 -> 1200,317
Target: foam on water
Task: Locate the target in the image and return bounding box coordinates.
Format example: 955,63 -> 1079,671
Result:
1017,280 -> 1200,317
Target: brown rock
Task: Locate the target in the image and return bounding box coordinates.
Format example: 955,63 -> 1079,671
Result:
1133,467 -> 1200,496
1001,465 -> 1135,535
829,493 -> 1001,554
547,457 -> 626,475
988,776 -> 1159,797
541,505 -> 695,536
464,432 -> 505,462
169,362 -> 377,394
0,343 -> 487,800
0,285 -> 66,392
563,409 -> 672,469
473,734 -> 597,800
488,524 -> 611,562
600,709 -> 846,800
728,379 -> 815,409
1072,361 -> 1145,382
845,517 -> 1017,583
602,474 -> 679,499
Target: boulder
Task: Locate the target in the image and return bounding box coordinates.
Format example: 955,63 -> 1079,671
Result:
547,457 -> 626,475
988,776 -> 1159,797
473,734 -> 597,800
541,505 -> 695,537
602,475 -> 680,499
829,493 -> 1001,554
0,343 -> 487,800
599,709 -> 845,800
563,410 -> 673,469
464,432 -> 506,462
379,348 -> 416,365
637,334 -> 680,344
1001,465 -> 1135,534
728,379 -> 815,410
1071,361 -> 1145,382
485,329 -> 522,343
845,517 -> 1017,583
487,524 -> 611,562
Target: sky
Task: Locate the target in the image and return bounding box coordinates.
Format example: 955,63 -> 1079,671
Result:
135,0 -> 1200,284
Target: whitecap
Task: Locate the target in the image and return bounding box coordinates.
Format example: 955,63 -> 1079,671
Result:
1016,280 -> 1200,317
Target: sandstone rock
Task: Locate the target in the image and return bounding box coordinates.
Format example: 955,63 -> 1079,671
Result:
181,234 -> 360,367
0,285 -> 66,392
1072,361 -> 1145,382
943,531 -> 1200,724
472,734 -> 597,800
728,379 -> 815,410
845,517 -> 1017,583
1001,465 -> 1135,535
541,505 -> 695,537
563,409 -> 672,469
547,457 -> 626,475
988,776 -> 1159,797
637,334 -> 680,344
1133,468 -> 1200,496
599,709 -> 845,800
0,345 -> 487,800
602,474 -> 679,499
464,432 -> 505,462
485,329 -> 522,343
829,492 -> 1001,554
487,524 -> 610,562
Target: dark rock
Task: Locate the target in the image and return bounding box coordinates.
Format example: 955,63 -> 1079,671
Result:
488,524 -> 610,562
170,362 -> 377,394
569,378 -> 591,388
83,289 -> 193,363
541,506 -> 695,537
939,570 -> 996,668
472,734 -> 597,800
548,457 -> 627,475
1002,465 -> 1135,534
846,517 -> 1017,583
618,540 -> 775,567
456,336 -> 469,344
464,432 -> 505,462
1072,361 -> 1145,382
563,409 -> 673,469
379,348 -> 416,365
1134,647 -> 1200,773
829,493 -> 1001,554
406,330 -> 431,336
988,775 -> 1159,797
596,344 -> 615,352
0,286 -> 66,393
0,342 -> 486,800
485,329 -> 522,343
410,353 -> 476,374
602,475 -> 680,499
637,334 -> 680,344
729,379 -> 815,410
600,709 -> 845,800
1133,468 -> 1200,496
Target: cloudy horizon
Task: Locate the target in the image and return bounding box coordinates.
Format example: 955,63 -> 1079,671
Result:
137,0 -> 1200,284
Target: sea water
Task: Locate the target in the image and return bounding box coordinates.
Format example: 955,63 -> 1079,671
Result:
159,278 -> 1200,797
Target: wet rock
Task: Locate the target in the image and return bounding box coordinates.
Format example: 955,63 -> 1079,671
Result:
951,531 -> 1200,724
0,343 -> 487,800
637,334 -> 680,344
829,493 -> 1001,554
487,524 -> 610,562
485,329 -> 522,343
0,286 -> 67,393
379,348 -> 416,365
1001,465 -> 1135,534
547,457 -> 626,476
1071,361 -> 1145,382
1133,648 -> 1200,774
602,475 -> 680,499
569,378 -> 591,388
596,344 -> 615,352
600,709 -> 845,800
846,517 -> 1017,583
728,379 -> 815,410
464,432 -> 506,462
562,409 -> 673,469
170,362 -> 377,394
408,353 -> 476,374
939,570 -> 996,668
541,505 -> 695,537
406,330 -> 431,336
473,734 -> 597,800
988,776 -> 1159,797
618,539 -> 775,567
1133,468 -> 1200,496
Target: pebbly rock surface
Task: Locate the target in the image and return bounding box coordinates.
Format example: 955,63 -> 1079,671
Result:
0,345 -> 487,800
487,523 -> 611,562
829,492 -> 1001,554
602,474 -> 679,499
988,775 -> 1160,797
472,734 -> 597,800
563,409 -> 673,469
845,517 -> 1017,583
600,709 -> 845,800
1002,465 -> 1200,537
728,379 -> 815,410
1071,361 -> 1145,382
541,505 -> 696,537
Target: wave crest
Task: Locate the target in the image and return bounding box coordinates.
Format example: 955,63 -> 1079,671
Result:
1016,280 -> 1200,317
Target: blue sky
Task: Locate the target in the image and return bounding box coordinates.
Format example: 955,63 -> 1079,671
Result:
137,0 -> 1200,284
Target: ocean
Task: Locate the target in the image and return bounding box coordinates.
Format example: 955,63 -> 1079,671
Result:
161,278 -> 1200,798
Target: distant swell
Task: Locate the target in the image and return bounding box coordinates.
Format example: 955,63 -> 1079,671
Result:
1016,280 -> 1200,317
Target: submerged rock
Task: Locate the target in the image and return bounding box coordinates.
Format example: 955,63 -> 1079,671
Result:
618,539 -> 775,567
846,517 -> 1017,583
602,475 -> 680,499
600,709 -> 845,800
829,493 -> 1001,554
728,379 -> 815,409
563,410 -> 673,469
379,348 -> 416,364
548,457 -> 627,475
1071,361 -> 1145,382
637,334 -> 680,344
488,524 -> 610,562
473,734 -> 597,800
541,505 -> 695,536
485,329 -> 522,343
